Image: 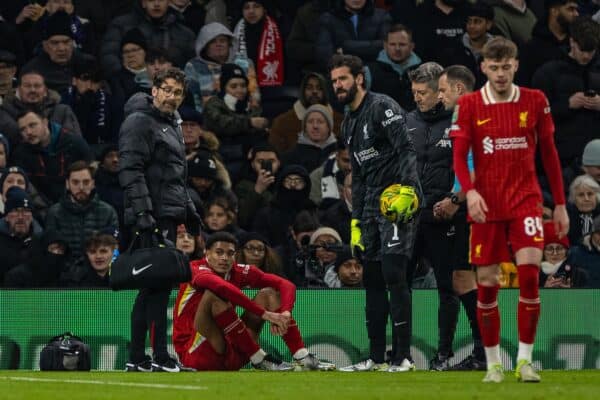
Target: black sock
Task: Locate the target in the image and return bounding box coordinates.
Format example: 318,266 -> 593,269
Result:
459,289 -> 484,359
130,290 -> 148,362
382,255 -> 412,362
363,261 -> 389,363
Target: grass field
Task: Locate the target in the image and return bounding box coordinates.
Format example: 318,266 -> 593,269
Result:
1,370 -> 599,400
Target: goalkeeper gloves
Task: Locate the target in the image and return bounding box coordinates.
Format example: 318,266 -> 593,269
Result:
350,219 -> 365,257
382,185 -> 419,224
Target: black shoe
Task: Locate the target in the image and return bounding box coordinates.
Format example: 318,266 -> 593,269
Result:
125,355 -> 153,372
429,353 -> 450,371
450,354 -> 487,371
152,357 -> 196,372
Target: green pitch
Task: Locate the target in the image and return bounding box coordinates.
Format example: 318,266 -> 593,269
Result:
1,370 -> 599,400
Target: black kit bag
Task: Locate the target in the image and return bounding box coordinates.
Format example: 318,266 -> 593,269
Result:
39,332 -> 91,371
109,229 -> 191,290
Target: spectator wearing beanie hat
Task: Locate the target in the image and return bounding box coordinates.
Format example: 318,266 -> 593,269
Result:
236,231 -> 283,275
179,105 -> 222,162
569,214 -> 600,288
540,220 -> 587,288
582,139 -> 600,184
22,10 -> 89,94
0,166 -> 49,221
204,63 -> 268,181
282,104 -> 337,174
295,226 -> 343,287
324,246 -> 363,288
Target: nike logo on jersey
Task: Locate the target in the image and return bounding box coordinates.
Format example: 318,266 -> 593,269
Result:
408,127 -> 417,131
476,118 -> 492,126
162,127 -> 168,132
132,264 -> 153,275
533,236 -> 544,242
387,242 -> 402,248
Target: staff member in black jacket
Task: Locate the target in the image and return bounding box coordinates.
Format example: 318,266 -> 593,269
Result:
331,54 -> 422,373
119,68 -> 201,372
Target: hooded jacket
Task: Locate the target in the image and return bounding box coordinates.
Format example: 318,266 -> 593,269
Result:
184,22 -> 259,113
118,92 -> 196,224
99,2 -> 195,76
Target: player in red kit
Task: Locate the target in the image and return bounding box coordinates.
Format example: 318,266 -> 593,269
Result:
450,37 -> 569,383
172,232 -> 336,371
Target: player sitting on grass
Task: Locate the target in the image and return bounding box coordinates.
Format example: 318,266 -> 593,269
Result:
172,231 -> 336,371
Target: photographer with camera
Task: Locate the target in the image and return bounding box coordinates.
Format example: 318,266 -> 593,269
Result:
294,226 -> 345,288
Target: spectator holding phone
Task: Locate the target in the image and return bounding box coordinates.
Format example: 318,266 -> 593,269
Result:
540,221 -> 587,288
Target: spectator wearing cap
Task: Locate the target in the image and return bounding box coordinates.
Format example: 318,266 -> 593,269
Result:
0,51 -> 17,105
282,104 -> 337,175
253,164 -> 318,247
204,63 -> 268,181
4,229 -> 71,288
568,214 -> 600,288
61,54 -> 116,148
519,0 -> 579,86
298,226 -> 344,287
324,246 -> 363,288
582,139 -> 600,184
269,71 -> 344,154
319,170 -> 352,243
187,150 -> 237,220
11,108 -> 92,203
45,161 -> 118,265
0,186 -> 43,285
185,22 -> 260,114
99,0 -> 195,76
179,105 -> 220,162
62,229 -> 119,287
22,10 -> 90,93
532,16 -> 600,177
0,165 -> 50,222
94,145 -> 124,228
540,220 -> 587,288
310,138 -> 352,210
236,231 -> 283,275
0,70 -> 81,144
566,174 -> 600,245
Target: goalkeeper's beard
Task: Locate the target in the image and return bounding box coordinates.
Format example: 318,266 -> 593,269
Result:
335,83 -> 358,106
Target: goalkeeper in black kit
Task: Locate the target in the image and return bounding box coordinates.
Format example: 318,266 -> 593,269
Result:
330,55 -> 422,372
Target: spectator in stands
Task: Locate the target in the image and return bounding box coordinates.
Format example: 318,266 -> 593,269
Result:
0,70 -> 81,144
298,226 -> 344,287
63,230 -> 119,287
286,0 -> 334,81
45,161 -> 119,265
0,134 -> 7,171
324,248 -> 363,288
316,0 -> 391,72
237,231 -> 284,275
277,209 -> 320,282
75,0 -> 136,45
540,221 -> 587,288
185,22 -> 260,113
0,187 -> 43,285
364,24 -> 421,111
61,54 -> 115,148
204,63 -> 268,180
203,196 -> 244,237
582,139 -> 600,184
532,16 -> 600,178
487,0 -> 537,46
282,104 -> 338,174
568,214 -> 600,287
179,106 -> 220,162
253,164 -> 317,247
175,223 -> 204,260
94,145 -> 124,229
567,174 -> 600,245
4,229 -> 70,288
319,170 -> 352,244
519,0 -> 579,85
0,166 -> 49,222
309,139 -> 351,210
22,11 -> 88,94
100,0 -> 195,76
145,47 -> 175,81
232,1 -> 285,87
234,143 -> 281,229
170,0 -> 228,34
0,51 -> 17,105
187,151 -> 237,219
12,109 -> 92,203
24,0 -> 95,57
270,72 -> 344,154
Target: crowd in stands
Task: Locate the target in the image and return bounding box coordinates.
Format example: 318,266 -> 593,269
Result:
0,0 -> 599,289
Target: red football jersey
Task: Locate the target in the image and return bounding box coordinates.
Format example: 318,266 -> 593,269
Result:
450,83 -> 554,221
172,258 -> 296,355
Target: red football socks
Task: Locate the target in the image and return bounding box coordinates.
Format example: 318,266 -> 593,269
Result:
476,283 -> 500,347
282,319 -> 305,355
517,264 -> 541,344
214,307 -> 260,357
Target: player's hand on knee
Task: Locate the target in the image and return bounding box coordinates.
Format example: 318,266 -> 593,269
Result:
262,311 -> 289,335
466,189 -> 488,223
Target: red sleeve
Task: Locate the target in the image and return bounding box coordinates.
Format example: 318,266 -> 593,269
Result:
243,266 -> 296,312
453,136 -> 474,193
191,270 -> 265,316
537,94 -> 565,205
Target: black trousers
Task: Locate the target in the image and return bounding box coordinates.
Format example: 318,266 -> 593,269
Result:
129,218 -> 177,363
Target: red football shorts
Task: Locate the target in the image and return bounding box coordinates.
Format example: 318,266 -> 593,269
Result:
469,213 -> 544,266
179,337 -> 248,371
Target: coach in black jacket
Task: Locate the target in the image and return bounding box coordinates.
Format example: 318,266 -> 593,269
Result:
119,68 -> 200,372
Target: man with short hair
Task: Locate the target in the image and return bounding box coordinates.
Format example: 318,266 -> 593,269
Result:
0,70 -> 81,144
365,24 -> 421,111
45,161 -> 119,265
173,231 -> 336,371
12,109 -> 92,203
450,37 -> 569,382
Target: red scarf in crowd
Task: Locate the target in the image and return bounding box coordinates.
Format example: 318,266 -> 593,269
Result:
256,15 -> 284,86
